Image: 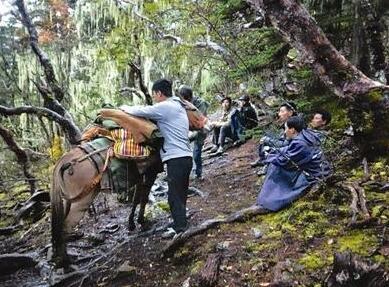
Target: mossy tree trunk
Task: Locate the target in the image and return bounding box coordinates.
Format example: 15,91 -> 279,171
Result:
248,0 -> 389,156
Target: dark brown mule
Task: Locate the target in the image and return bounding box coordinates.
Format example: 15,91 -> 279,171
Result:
50,145 -> 161,267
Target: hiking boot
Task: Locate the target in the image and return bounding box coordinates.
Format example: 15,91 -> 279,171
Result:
256,166 -> 268,176
161,227 -> 186,240
209,145 -> 218,153
250,159 -> 263,168
161,227 -> 177,239
217,146 -> 225,153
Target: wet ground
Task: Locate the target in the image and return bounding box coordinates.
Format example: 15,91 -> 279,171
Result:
0,139 -> 388,286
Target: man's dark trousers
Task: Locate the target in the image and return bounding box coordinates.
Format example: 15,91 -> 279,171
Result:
166,156 -> 193,232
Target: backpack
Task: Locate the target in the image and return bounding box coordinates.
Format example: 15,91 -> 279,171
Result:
176,99 -> 208,131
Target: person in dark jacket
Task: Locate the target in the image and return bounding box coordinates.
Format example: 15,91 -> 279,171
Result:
250,102 -> 297,171
179,85 -> 209,180
238,95 -> 258,130
256,116 -> 331,211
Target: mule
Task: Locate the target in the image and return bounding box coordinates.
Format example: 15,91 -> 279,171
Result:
50,144 -> 161,267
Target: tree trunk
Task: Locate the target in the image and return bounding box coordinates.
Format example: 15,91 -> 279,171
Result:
0,125 -> 36,194
247,0 -> 389,155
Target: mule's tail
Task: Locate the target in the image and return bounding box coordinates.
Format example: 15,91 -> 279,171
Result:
50,166 -> 69,267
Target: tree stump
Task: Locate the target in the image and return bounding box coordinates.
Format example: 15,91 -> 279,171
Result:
192,253 -> 222,287
325,252 -> 388,287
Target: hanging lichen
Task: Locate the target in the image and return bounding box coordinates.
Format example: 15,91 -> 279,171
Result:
48,135 -> 64,162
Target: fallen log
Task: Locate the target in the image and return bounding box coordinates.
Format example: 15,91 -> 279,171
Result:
325,252 -> 388,287
0,253 -> 37,275
162,205 -> 269,256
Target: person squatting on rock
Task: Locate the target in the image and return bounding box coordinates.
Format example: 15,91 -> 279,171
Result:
179,85 -> 209,181
250,102 -> 297,175
121,79 -> 192,238
256,116 -> 332,211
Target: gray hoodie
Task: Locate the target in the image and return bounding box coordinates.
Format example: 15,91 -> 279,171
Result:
120,96 -> 192,162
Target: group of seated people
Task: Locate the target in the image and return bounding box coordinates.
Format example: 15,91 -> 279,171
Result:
194,94 -> 332,211
208,95 -> 258,154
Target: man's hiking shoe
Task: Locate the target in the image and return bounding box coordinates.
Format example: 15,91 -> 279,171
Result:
256,166 -> 267,176
209,145 -> 218,153
217,146 -> 225,153
250,159 -> 263,168
161,227 -> 177,239
161,227 -> 185,240
203,145 -> 214,152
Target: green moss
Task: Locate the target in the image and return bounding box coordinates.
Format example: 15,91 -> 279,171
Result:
155,201 -> 170,212
0,192 -> 7,201
298,251 -> 332,270
338,230 -> 379,256
190,260 -> 204,274
366,89 -> 383,102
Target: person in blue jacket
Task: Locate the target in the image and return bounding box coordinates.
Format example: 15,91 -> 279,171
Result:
256,116 -> 331,211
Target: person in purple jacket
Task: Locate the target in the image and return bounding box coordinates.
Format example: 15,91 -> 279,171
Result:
257,116 -> 331,211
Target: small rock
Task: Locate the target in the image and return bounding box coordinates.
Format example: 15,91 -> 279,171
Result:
216,240 -> 232,251
117,261 -> 136,278
182,277 -> 190,287
252,228 -> 263,239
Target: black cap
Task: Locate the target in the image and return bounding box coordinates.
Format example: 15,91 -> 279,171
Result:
238,95 -> 250,101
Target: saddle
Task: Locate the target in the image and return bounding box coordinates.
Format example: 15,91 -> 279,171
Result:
74,109 -> 164,198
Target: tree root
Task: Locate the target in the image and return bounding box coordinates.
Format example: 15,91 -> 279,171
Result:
162,205 -> 269,257
49,222 -> 171,286
338,181 -> 371,226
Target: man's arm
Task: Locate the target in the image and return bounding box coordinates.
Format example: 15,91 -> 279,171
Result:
120,104 -> 164,121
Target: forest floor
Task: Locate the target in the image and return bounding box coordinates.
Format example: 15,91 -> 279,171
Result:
0,139 -> 388,286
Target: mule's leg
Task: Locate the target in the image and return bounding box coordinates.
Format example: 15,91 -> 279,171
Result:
128,184 -> 140,231
63,189 -> 98,235
137,172 -> 158,227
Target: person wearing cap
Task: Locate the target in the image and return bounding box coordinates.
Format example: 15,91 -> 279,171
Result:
209,97 -> 239,153
179,85 -> 209,180
237,94 -> 258,131
250,102 -> 297,173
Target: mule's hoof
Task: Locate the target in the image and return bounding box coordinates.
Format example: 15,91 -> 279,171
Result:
128,222 -> 136,231
65,231 -> 84,242
139,220 -> 152,231
51,254 -> 71,268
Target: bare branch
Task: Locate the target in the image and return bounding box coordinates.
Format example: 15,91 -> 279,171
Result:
0,105 -> 81,145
